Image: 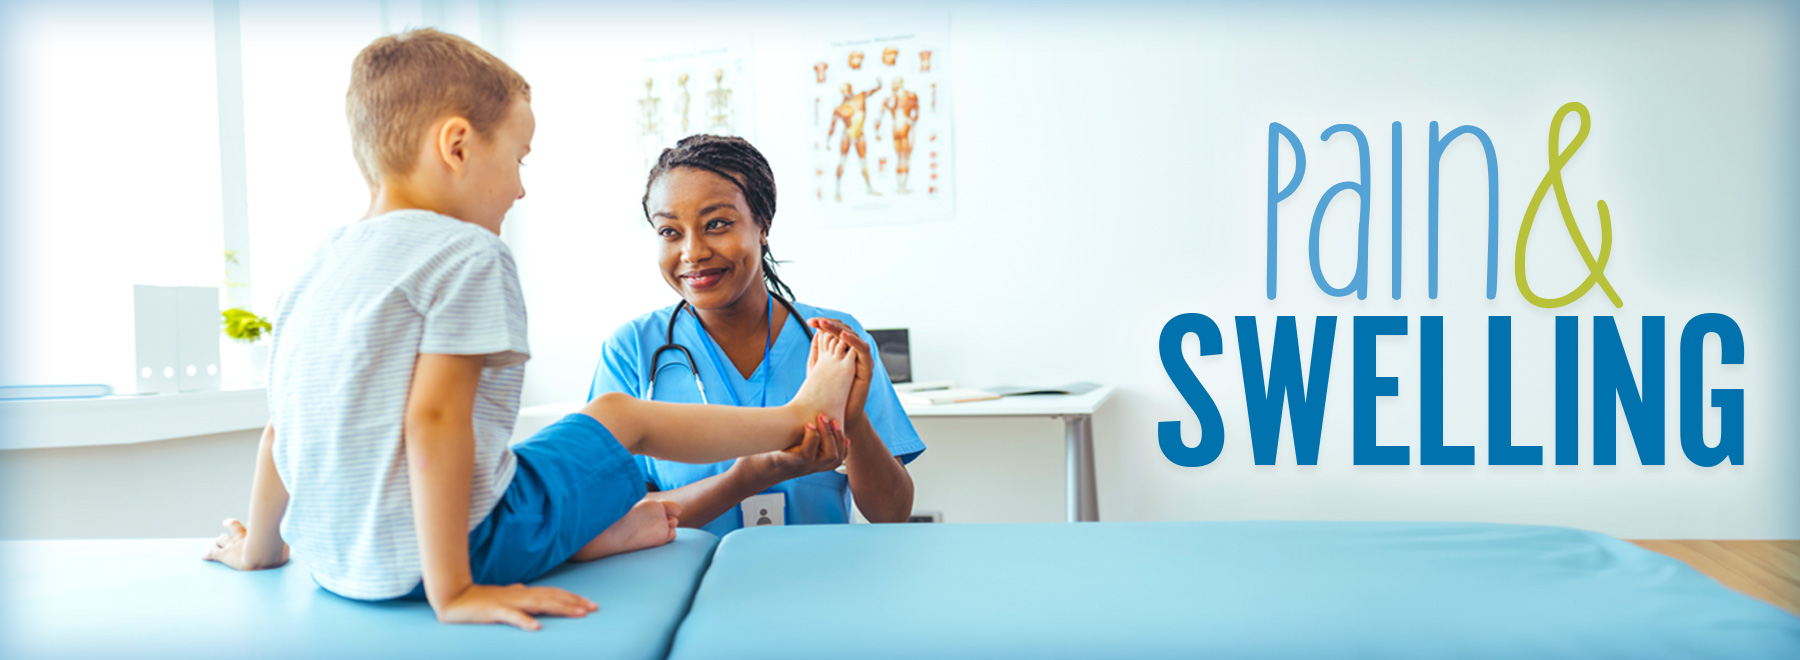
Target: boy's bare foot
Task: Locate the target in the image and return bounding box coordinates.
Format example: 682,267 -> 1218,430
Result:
571,499 -> 681,562
793,331 -> 857,428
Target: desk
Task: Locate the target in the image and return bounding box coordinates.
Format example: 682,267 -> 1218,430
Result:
902,385 -> 1114,522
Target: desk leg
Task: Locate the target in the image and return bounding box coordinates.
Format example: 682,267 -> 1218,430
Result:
1062,414 -> 1098,522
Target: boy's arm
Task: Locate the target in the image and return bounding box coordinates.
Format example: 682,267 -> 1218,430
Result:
204,423 -> 290,570
406,353 -> 596,631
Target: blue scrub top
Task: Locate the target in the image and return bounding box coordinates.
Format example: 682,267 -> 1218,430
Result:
589,300 -> 925,537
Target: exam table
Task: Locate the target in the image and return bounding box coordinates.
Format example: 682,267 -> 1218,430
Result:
4,522 -> 1796,659
0,530 -> 719,660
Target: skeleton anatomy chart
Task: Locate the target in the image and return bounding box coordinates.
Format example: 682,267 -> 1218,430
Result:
636,43 -> 756,171
809,20 -> 952,225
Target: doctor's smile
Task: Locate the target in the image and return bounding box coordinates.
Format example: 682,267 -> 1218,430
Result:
677,267 -> 728,291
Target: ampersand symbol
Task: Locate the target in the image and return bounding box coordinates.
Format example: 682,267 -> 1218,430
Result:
1514,101 -> 1623,308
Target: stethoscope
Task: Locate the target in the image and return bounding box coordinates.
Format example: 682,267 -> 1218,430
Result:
646,291 -> 812,406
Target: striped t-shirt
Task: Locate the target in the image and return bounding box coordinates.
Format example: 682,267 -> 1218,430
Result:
269,210 -> 528,600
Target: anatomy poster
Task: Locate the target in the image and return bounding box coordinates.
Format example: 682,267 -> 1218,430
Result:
635,43 -> 756,172
807,19 -> 953,225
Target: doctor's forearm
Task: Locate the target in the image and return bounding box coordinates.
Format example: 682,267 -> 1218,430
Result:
648,468 -> 770,529
845,417 -> 914,523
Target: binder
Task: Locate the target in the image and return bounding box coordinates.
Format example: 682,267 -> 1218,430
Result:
134,285 -> 178,394
175,286 -> 221,392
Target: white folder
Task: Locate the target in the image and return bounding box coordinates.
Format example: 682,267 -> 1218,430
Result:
133,285 -> 179,395
175,286 -> 221,392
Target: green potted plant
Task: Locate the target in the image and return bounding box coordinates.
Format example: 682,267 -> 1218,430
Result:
219,250 -> 272,387
221,308 -> 271,343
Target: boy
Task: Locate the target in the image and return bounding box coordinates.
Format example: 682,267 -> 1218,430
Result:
202,29 -> 862,631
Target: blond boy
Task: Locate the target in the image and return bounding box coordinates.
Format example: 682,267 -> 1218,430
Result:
203,29 -> 861,631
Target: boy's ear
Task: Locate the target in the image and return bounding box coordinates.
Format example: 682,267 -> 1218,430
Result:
434,116 -> 474,175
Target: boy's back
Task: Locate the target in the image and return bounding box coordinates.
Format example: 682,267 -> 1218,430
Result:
269,209 -> 528,600
207,28 -> 865,631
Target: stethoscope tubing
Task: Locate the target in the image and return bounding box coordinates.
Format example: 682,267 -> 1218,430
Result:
645,291 -> 812,407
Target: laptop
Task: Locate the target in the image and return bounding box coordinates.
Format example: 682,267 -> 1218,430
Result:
867,328 -> 911,384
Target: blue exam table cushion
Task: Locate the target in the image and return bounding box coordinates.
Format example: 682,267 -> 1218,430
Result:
0,528 -> 719,660
669,521 -> 1800,660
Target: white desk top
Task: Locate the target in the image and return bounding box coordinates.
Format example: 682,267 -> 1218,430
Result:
900,385 -> 1115,418
511,385 -> 1116,433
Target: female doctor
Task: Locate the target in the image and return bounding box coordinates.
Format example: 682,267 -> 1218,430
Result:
590,135 -> 923,535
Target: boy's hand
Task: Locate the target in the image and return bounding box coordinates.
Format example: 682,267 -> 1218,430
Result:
202,518 -> 288,571
438,583 -> 598,631
808,319 -> 873,425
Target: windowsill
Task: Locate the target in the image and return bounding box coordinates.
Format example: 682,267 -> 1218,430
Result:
0,388 -> 267,451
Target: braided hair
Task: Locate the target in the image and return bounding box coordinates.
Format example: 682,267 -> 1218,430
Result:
642,135 -> 795,304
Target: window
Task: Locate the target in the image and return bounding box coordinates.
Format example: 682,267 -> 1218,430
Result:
2,0 -> 499,395
237,2 -> 383,320
2,1 -> 224,392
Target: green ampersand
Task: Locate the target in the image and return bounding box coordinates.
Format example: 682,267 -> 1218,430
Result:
1514,101 -> 1623,308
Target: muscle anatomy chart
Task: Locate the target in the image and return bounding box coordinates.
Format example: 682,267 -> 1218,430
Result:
808,19 -> 952,225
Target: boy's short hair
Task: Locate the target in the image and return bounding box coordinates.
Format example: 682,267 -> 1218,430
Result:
346,28 -> 530,186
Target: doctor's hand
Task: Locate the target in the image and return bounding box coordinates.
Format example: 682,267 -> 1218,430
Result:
807,318 -> 873,426
738,413 -> 848,484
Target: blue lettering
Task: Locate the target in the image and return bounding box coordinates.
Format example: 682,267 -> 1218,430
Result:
1426,123 -> 1500,299
1238,316 -> 1337,465
1487,316 -> 1542,465
1680,313 -> 1744,467
1267,123 -> 1306,300
1159,314 -> 1228,467
1353,316 -> 1409,465
1308,125 -> 1371,299
1594,316 -> 1666,465
1419,316 -> 1472,464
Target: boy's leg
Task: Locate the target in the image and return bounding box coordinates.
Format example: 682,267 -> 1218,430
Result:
569,499 -> 681,562
569,413 -> 846,562
582,330 -> 858,463
466,413 -> 650,585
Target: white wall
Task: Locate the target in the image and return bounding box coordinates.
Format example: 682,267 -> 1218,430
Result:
497,1 -> 1800,538
4,1 -> 1794,541
0,430 -> 260,540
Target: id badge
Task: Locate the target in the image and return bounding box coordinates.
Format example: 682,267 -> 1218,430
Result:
741,492 -> 785,527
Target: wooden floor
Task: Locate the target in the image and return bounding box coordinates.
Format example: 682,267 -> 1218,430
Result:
1629,540 -> 1800,616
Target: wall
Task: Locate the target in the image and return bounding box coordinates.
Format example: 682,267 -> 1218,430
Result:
0,430 -> 260,540
499,0 -> 1800,539
3,1 -> 1795,541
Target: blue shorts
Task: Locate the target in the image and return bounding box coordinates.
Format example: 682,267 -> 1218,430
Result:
402,413 -> 647,599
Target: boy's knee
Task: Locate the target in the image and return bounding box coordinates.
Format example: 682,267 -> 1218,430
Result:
582,391 -> 632,414
579,391 -> 632,425
594,391 -> 633,405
